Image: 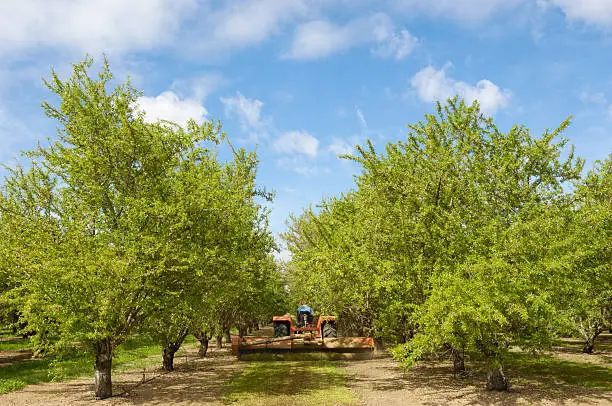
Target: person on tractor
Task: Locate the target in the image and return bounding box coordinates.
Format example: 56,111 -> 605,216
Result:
296,301 -> 314,327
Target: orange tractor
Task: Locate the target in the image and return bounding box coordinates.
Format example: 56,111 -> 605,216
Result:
231,309 -> 375,360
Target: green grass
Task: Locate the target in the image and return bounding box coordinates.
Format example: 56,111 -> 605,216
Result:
223,361 -> 358,406
0,325 -> 32,351
0,337 -> 31,352
0,326 -> 12,337
0,336 -> 165,394
504,352 -> 612,391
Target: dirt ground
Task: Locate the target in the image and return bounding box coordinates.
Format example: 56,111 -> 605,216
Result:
0,346 -> 244,406
1,334 -> 611,405
345,353 -> 612,406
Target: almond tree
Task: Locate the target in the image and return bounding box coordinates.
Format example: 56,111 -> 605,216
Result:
562,155 -> 612,353
285,97 -> 584,390
0,56 -> 226,399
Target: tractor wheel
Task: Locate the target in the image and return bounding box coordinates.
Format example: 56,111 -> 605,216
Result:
323,322 -> 337,338
274,323 -> 289,338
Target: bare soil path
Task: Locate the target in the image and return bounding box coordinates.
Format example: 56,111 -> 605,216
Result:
345,352 -> 612,406
0,346 -> 244,406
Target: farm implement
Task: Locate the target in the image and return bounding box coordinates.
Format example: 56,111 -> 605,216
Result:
231,313 -> 375,361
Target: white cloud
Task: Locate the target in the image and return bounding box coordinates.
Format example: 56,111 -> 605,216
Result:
135,91 -> 207,127
220,92 -> 268,133
576,90 -> 612,119
274,131 -> 319,158
328,138 -> 354,156
410,64 -> 511,115
284,13 -> 417,60
210,0 -> 308,49
171,73 -> 227,102
0,0 -> 196,54
389,0 -> 526,22
371,29 -> 419,60
548,0 -> 612,26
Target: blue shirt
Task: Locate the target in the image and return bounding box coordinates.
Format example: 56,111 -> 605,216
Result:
297,305 -> 314,315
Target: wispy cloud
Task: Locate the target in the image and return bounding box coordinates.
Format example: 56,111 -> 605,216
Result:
355,107 -> 368,132
0,0 -> 196,55
273,130 -> 319,158
283,13 -> 417,60
220,91 -> 271,141
547,0 -> 612,27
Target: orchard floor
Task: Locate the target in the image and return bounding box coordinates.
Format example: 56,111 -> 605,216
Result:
1,334 -> 611,406
346,354 -> 611,406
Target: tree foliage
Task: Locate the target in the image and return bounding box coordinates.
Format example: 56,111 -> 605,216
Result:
0,56 -> 282,399
283,97 -> 590,390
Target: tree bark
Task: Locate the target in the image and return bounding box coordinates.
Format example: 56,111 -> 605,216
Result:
582,331 -> 601,354
198,338 -> 209,357
239,325 -> 248,338
452,346 -> 467,377
486,364 -> 509,391
193,330 -> 211,357
162,330 -> 189,371
216,334 -> 223,350
580,320 -> 603,354
162,348 -> 175,371
94,339 -> 113,400
224,328 -> 231,344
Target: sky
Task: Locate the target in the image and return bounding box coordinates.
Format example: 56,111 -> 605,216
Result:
1,0 -> 612,260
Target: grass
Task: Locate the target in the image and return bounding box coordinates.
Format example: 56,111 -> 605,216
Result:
0,326 -> 31,352
0,325 -> 29,351
0,337 -> 31,352
0,335 -> 166,394
504,352 -> 612,391
223,360 -> 358,406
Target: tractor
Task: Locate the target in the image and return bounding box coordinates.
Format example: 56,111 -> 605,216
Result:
231,308 -> 374,360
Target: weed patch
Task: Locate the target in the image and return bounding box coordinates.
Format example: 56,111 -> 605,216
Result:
223,360 -> 358,406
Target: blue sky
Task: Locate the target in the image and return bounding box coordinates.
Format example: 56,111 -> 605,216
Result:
1,0 -> 612,259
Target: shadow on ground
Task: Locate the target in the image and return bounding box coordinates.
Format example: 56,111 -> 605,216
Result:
345,352 -> 612,406
0,347 -> 243,406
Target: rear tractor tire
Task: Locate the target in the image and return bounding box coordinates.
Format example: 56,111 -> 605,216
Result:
323,322 -> 338,338
274,323 -> 289,338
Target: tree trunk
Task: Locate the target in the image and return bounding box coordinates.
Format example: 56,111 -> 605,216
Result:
216,334 -> 223,350
452,346 -> 467,377
582,330 -> 601,354
10,310 -> 19,334
94,339 -> 113,400
198,338 -> 209,357
486,364 -> 509,391
162,348 -> 175,371
580,320 -> 603,354
162,330 -> 189,371
374,337 -> 384,350
224,329 -> 231,344
239,325 -> 248,338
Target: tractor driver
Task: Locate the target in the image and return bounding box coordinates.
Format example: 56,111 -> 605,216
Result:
296,301 -> 314,327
